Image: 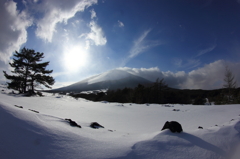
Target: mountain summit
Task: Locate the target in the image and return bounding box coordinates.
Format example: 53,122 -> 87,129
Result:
51,69 -> 152,92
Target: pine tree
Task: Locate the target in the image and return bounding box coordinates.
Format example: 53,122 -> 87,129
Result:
3,47 -> 55,94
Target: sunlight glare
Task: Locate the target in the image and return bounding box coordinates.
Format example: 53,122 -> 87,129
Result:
64,45 -> 88,72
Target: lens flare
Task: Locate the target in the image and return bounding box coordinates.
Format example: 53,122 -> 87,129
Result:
63,45 -> 88,72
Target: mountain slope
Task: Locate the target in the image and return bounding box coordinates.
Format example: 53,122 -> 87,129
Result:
51,69 -> 152,92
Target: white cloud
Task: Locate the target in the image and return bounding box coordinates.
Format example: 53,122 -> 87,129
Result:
118,20 -> 124,27
79,9 -> 107,48
118,60 -> 240,90
178,60 -> 240,89
86,21 -> 107,46
90,9 -> 97,19
52,81 -> 77,89
0,0 -> 32,63
0,60 -> 12,84
85,40 -> 91,49
119,67 -> 187,88
181,60 -> 240,89
51,71 -> 69,78
34,0 -> 97,42
119,67 -> 162,81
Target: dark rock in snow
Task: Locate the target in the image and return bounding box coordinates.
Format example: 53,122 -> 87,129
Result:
161,121 -> 183,133
65,119 -> 81,128
173,109 -> 180,111
163,104 -> 173,107
14,105 -> 23,108
29,109 -> 39,113
198,126 -> 203,129
90,122 -> 104,129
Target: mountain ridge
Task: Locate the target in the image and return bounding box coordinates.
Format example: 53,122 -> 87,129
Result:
50,69 -> 152,92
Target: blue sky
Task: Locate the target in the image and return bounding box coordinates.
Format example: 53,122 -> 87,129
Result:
1,0 -> 240,89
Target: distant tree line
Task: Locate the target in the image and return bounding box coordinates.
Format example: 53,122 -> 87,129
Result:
49,62 -> 239,105
68,78 -> 240,105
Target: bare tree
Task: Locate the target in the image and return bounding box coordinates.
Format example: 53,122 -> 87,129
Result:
223,65 -> 237,103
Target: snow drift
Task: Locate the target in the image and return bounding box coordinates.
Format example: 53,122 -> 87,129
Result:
0,85 -> 240,159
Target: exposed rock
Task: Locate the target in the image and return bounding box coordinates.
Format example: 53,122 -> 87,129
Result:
90,122 -> 104,129
198,126 -> 203,129
161,121 -> 183,133
65,119 -> 81,128
29,109 -> 39,113
173,109 -> 180,111
14,105 -> 23,108
163,104 -> 173,107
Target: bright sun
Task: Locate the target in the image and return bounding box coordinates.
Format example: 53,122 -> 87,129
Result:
64,45 -> 88,72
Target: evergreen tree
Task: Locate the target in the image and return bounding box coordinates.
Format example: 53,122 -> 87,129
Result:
3,47 -> 55,94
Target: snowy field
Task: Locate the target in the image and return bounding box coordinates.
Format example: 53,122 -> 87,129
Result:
0,85 -> 240,159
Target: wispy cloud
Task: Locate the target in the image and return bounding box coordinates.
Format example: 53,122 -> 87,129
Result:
123,29 -> 163,66
118,20 -> 124,28
173,44 -> 216,70
173,58 -> 201,69
173,58 -> 183,67
129,29 -> 152,58
131,29 -> 164,58
185,59 -> 201,69
196,44 -> 217,57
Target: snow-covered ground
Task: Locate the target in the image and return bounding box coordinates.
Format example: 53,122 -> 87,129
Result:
0,84 -> 240,159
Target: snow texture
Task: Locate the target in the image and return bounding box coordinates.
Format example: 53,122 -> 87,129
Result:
0,85 -> 240,159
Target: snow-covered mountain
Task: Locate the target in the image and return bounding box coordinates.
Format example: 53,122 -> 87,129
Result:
52,69 -> 152,92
